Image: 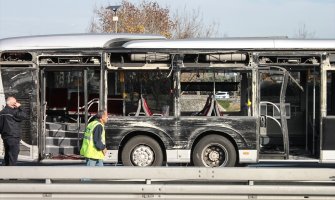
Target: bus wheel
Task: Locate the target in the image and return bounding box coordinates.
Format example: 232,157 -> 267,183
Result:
121,135 -> 163,166
192,135 -> 236,167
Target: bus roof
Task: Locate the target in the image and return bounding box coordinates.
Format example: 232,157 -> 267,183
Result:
0,33 -> 165,51
123,38 -> 335,50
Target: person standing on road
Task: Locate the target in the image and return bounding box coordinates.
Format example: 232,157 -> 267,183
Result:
0,96 -> 28,166
80,110 -> 108,166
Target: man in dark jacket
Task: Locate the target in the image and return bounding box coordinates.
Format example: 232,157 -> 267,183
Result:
0,96 -> 28,166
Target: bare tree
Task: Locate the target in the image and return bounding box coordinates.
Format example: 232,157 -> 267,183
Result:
89,0 -> 219,39
88,16 -> 99,33
296,23 -> 315,39
172,7 -> 219,39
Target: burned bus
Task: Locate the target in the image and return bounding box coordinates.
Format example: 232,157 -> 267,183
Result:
0,34 -> 335,167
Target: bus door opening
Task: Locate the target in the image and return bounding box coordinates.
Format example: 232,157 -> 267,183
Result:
321,70 -> 335,162
41,69 -> 100,159
259,67 -> 305,159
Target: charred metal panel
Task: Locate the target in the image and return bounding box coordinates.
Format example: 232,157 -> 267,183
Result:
105,117 -> 176,150
322,117 -> 335,150
0,68 -> 38,145
180,117 -> 257,150
105,116 -> 257,152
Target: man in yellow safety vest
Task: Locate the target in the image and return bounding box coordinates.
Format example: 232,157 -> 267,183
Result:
80,110 -> 108,166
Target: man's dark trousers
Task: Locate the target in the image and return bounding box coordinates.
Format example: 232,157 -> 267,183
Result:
3,137 -> 20,166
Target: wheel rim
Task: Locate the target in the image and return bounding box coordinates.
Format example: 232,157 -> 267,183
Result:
131,145 -> 155,166
201,143 -> 229,167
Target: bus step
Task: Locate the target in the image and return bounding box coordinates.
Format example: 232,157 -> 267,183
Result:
45,145 -> 80,155
259,152 -> 286,159
45,129 -> 84,138
46,137 -> 81,146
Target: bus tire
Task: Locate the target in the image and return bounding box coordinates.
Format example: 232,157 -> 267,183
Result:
121,135 -> 163,166
192,134 -> 236,167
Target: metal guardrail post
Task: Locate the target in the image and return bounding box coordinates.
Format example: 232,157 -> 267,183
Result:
45,179 -> 52,184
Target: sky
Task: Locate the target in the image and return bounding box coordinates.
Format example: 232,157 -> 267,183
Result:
0,0 -> 334,39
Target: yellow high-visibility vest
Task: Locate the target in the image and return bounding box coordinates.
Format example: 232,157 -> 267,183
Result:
80,120 -> 106,159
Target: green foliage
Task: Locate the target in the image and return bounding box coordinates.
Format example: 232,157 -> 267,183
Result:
217,100 -> 230,109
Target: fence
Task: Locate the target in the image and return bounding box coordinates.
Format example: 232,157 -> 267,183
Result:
0,167 -> 334,199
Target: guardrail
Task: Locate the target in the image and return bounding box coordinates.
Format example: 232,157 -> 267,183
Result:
0,167 -> 335,199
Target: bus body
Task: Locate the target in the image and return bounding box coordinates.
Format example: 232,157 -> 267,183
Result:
0,34 -> 335,166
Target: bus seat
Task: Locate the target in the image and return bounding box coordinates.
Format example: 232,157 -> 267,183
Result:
197,95 -> 222,116
196,94 -> 213,116
128,98 -> 144,116
142,95 -> 153,116
134,98 -> 142,116
132,95 -> 162,116
205,98 -> 215,116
